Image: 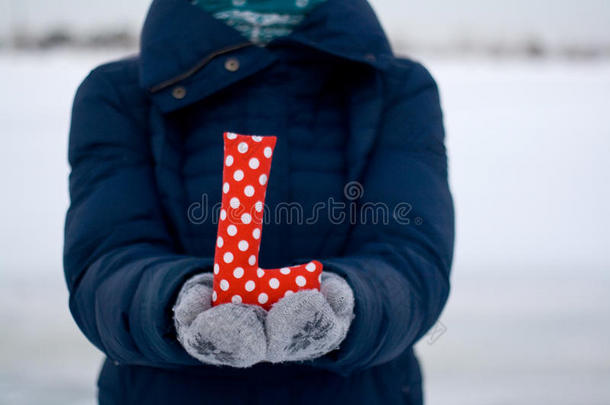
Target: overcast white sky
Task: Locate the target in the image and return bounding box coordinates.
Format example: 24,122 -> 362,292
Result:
1,0 -> 609,49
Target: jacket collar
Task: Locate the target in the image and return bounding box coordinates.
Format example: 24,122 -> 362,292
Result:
139,0 -> 394,112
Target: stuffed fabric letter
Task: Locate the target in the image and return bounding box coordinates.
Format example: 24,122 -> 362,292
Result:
212,132 -> 322,308
173,132 -> 354,367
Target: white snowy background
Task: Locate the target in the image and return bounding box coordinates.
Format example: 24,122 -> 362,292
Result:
0,1 -> 609,404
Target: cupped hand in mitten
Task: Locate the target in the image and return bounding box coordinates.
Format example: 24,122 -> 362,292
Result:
172,273 -> 267,368
265,271 -> 355,363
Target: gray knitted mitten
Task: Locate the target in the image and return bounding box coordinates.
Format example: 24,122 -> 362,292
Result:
173,273 -> 267,368
173,271 -> 354,367
265,271 -> 355,362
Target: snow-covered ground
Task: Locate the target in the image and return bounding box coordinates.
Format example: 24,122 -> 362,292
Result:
3,0 -> 610,53
0,49 -> 609,404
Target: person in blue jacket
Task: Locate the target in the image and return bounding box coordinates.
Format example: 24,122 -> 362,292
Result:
63,0 -> 455,403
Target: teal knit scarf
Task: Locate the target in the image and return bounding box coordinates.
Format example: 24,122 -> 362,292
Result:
192,0 -> 328,46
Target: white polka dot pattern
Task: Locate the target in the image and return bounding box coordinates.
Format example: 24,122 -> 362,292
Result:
212,132 -> 322,309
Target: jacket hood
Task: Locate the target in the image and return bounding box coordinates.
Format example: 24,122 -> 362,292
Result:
138,0 -> 394,112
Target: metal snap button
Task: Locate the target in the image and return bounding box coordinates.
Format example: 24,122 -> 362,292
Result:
172,86 -> 186,99
224,57 -> 240,72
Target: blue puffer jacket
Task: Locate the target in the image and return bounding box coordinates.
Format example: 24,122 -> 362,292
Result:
63,0 -> 454,403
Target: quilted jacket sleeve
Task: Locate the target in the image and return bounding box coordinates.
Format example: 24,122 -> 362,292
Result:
314,61 -> 455,376
63,66 -> 211,367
